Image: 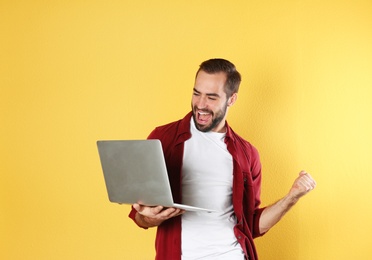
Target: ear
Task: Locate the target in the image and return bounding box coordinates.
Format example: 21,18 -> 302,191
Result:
227,93 -> 238,107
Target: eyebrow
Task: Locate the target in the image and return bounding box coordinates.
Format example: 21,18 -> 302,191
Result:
193,88 -> 220,98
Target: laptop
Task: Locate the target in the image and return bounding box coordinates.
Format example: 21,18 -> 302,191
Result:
97,139 -> 215,212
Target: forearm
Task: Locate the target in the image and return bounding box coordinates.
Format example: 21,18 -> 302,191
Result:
259,171 -> 316,234
259,194 -> 299,234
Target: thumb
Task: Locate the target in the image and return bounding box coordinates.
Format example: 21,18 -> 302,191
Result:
133,203 -> 142,212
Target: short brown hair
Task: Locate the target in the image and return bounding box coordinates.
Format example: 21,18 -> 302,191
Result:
196,58 -> 241,97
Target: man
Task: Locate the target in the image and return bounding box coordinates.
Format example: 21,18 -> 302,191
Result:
129,58 -> 316,260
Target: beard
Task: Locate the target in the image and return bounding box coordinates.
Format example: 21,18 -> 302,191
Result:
192,102 -> 228,132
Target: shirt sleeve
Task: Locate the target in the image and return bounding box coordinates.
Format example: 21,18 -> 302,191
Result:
250,145 -> 267,238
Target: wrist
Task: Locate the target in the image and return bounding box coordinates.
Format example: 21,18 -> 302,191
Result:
135,212 -> 161,228
135,212 -> 151,228
285,193 -> 300,206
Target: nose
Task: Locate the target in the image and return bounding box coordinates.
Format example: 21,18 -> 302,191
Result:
196,95 -> 207,109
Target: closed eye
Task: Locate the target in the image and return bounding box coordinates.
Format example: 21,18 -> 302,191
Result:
193,88 -> 220,100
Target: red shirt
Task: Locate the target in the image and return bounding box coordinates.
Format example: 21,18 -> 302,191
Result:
129,112 -> 266,260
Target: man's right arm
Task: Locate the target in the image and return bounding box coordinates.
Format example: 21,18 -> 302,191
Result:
132,204 -> 184,228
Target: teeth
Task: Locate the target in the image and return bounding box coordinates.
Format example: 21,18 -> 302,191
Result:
198,111 -> 209,115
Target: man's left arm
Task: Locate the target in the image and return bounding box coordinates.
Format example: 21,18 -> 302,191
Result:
259,170 -> 317,234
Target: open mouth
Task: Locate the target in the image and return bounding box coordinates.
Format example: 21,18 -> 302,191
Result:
196,110 -> 212,125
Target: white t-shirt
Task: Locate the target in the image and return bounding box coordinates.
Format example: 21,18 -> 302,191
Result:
181,119 -> 244,259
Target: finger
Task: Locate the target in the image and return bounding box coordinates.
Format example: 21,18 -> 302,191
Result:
172,209 -> 185,216
160,207 -> 178,216
159,207 -> 184,218
133,203 -> 141,211
151,205 -> 164,214
300,173 -> 317,188
297,178 -> 310,191
300,177 -> 316,191
168,209 -> 185,218
298,171 -> 316,187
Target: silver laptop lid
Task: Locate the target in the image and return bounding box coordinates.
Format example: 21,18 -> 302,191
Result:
97,139 -> 175,207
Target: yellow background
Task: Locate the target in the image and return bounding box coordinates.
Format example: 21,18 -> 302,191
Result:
1,0 -> 372,259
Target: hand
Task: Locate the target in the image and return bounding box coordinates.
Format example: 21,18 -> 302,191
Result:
288,170 -> 317,200
133,203 -> 185,228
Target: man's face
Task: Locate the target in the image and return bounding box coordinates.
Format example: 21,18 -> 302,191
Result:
191,70 -> 231,133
